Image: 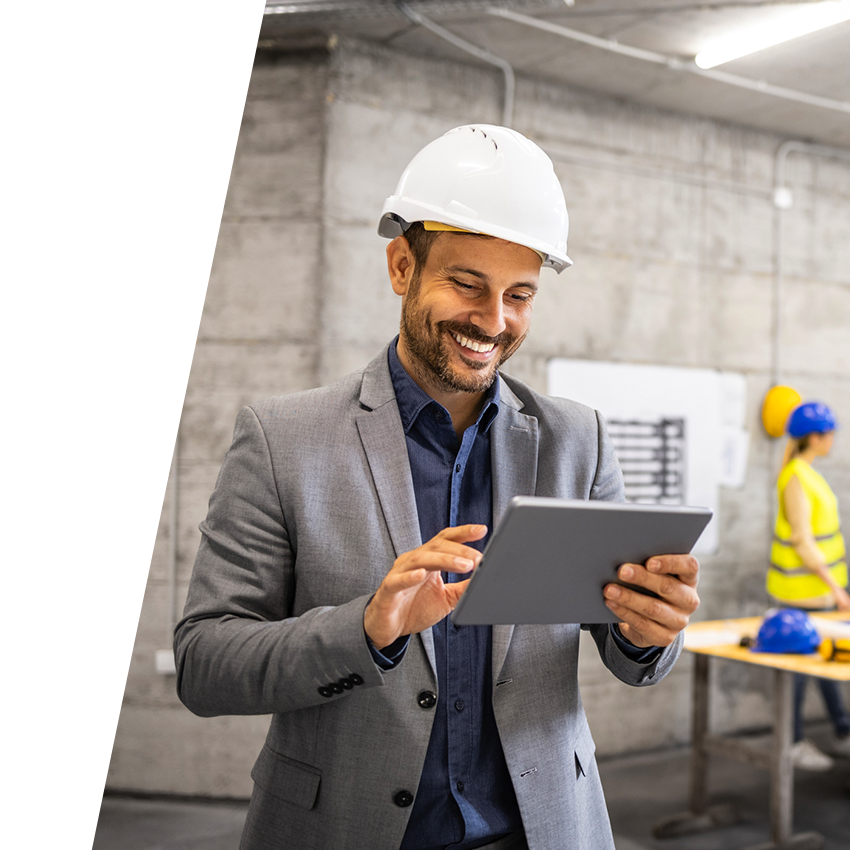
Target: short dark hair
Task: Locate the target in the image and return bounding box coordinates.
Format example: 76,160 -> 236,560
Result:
402,222 -> 442,271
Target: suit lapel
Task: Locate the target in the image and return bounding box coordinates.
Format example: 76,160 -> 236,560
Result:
356,348 -> 436,675
490,377 -> 539,679
356,408 -> 421,559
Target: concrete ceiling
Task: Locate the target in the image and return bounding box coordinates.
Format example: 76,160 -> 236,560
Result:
260,0 -> 850,149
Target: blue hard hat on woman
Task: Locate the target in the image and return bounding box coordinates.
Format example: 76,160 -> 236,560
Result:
786,401 -> 838,438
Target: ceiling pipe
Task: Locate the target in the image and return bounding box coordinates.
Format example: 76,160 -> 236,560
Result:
398,2 -> 515,126
490,7 -> 850,117
771,140 -> 850,387
766,140 -> 850,523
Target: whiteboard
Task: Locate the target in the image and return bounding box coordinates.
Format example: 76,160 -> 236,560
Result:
547,359 -> 748,555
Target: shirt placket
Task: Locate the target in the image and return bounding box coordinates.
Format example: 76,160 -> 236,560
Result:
446,425 -> 478,819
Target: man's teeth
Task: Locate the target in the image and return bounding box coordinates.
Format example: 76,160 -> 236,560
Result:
453,333 -> 495,353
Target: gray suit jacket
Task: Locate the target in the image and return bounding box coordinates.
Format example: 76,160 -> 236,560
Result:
175,345 -> 683,850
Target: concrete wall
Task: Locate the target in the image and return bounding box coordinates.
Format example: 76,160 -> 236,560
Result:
107,50 -> 328,797
107,39 -> 850,797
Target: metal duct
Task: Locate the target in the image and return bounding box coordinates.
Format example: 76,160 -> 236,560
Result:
264,0 -> 566,22
397,1 -> 515,125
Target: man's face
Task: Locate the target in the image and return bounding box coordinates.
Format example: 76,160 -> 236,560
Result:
392,232 -> 541,397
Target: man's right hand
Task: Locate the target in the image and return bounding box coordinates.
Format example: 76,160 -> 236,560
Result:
364,524 -> 487,651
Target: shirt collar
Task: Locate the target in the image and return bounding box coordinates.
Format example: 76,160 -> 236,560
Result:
387,336 -> 500,435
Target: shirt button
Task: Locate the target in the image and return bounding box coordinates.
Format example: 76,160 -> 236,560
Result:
454,699 -> 464,712
394,790 -> 414,807
456,780 -> 464,793
434,411 -> 444,420
455,464 -> 461,473
417,690 -> 437,710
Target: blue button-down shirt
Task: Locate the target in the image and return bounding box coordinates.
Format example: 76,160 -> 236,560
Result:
374,338 -> 660,849
384,339 -> 522,850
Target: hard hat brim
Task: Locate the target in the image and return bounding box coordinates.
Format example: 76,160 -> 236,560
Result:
378,207 -> 572,273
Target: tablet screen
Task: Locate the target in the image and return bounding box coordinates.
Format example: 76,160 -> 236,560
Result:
451,496 -> 711,625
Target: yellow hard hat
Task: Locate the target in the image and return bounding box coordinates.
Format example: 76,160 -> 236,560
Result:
761,385 -> 802,438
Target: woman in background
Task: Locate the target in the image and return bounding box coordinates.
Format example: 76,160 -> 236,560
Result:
768,401 -> 850,770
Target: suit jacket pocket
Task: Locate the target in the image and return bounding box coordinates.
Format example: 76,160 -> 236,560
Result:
251,744 -> 321,810
574,725 -> 597,781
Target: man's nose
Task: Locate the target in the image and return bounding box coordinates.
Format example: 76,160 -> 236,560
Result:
469,295 -> 506,338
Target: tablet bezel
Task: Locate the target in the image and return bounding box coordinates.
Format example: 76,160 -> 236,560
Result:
450,496 -> 712,626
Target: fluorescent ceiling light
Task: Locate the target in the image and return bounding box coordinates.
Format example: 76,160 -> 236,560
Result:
695,0 -> 850,69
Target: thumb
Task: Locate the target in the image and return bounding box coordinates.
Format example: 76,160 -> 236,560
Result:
445,578 -> 471,607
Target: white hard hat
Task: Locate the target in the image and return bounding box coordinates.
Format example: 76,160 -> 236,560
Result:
378,124 -> 572,272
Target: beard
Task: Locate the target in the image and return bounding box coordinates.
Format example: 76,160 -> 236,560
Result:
399,280 -> 526,395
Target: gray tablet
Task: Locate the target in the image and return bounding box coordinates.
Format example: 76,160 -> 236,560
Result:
451,496 -> 712,626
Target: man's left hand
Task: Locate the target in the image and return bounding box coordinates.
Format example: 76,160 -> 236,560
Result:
603,554 -> 700,648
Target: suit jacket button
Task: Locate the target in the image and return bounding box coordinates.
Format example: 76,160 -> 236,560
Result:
393,790 -> 414,807
417,690 -> 437,710
317,686 -> 332,698
349,673 -> 364,686
330,682 -> 344,694
340,677 -> 354,690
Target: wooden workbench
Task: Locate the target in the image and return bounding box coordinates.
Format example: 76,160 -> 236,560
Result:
653,613 -> 850,850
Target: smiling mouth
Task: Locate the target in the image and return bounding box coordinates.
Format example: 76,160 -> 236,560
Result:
451,332 -> 496,354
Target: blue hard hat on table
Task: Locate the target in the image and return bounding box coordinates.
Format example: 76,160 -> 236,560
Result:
786,401 -> 838,438
752,608 -> 820,654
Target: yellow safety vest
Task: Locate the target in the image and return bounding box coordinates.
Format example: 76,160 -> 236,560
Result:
768,457 -> 848,602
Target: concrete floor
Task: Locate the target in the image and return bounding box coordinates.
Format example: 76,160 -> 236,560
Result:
94,727 -> 850,850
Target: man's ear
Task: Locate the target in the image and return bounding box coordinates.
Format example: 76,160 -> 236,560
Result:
386,236 -> 415,296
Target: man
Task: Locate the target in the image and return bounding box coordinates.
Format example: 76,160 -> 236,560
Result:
175,124 -> 699,850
